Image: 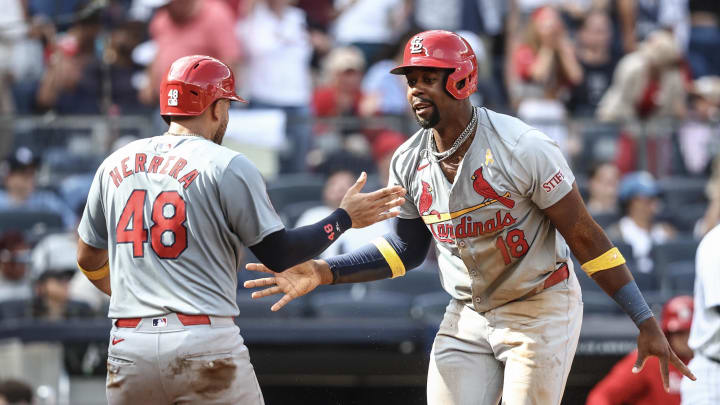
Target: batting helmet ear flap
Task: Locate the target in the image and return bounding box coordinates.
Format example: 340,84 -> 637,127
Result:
446,58 -> 478,99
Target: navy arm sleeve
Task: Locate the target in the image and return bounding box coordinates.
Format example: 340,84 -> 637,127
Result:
248,208 -> 352,271
327,217 -> 433,284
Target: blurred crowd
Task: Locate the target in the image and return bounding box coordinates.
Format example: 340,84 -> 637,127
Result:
0,0 -> 719,174
0,0 -> 720,400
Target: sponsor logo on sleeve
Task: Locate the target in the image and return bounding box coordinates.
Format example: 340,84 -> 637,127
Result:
542,169 -> 565,193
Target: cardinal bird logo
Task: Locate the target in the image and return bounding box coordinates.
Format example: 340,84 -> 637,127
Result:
419,181 -> 434,214
471,167 -> 515,209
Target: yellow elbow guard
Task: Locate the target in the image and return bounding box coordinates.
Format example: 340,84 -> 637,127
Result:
78,261 -> 110,280
581,247 -> 626,276
371,237 -> 406,278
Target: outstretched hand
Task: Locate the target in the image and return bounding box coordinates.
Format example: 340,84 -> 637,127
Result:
244,260 -> 329,311
340,172 -> 406,228
633,318 -> 696,391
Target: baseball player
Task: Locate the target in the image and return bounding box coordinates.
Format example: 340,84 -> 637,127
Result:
244,30 -> 696,404
681,223 -> 720,404
587,295 -> 694,405
75,55 -> 405,405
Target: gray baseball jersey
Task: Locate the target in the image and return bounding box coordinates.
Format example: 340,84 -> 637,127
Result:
389,107 -> 575,312
78,135 -> 284,318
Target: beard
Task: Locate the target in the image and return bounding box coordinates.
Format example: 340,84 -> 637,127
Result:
414,102 -> 440,129
212,116 -> 228,145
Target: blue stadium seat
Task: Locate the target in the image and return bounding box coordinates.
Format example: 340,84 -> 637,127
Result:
651,240 -> 699,296
236,294 -> 309,318
592,212 -> 621,229
572,256 -> 620,314
281,200 -> 324,227
0,210 -> 64,239
410,291 -> 451,323
664,260 -> 696,296
309,290 -> 412,318
267,174 -> 325,214
370,265 -> 440,296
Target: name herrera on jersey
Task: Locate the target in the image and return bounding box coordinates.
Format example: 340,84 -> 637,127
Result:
429,210 -> 517,243
108,153 -> 199,189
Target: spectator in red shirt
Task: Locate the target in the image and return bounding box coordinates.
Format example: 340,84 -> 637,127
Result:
312,46 -> 366,118
510,5 -> 583,104
139,0 -> 241,105
587,295 -> 695,405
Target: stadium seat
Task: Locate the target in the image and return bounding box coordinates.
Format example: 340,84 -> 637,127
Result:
370,265 -> 440,296
592,212 -> 621,229
572,257 -> 621,314
664,260 -> 696,296
0,210 -> 64,239
574,122 -> 621,174
659,203 -> 707,234
266,173 -> 325,214
309,290 -> 412,318
410,291 -> 451,323
236,294 -> 309,318
657,176 -> 708,207
281,200 -> 324,227
651,240 -> 699,296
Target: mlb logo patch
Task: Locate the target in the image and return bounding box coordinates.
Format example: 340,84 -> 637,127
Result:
152,317 -> 168,327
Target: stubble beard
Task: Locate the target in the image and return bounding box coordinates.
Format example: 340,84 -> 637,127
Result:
415,104 -> 440,129
212,117 -> 228,145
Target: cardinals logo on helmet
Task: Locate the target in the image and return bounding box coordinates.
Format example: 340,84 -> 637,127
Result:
471,167 -> 515,209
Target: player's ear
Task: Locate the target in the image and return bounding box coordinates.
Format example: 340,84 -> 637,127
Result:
210,100 -> 221,121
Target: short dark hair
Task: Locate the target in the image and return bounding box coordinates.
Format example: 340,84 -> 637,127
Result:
0,379 -> 33,403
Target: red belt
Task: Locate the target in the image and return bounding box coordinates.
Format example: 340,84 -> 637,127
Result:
543,263 -> 569,290
115,314 -> 212,328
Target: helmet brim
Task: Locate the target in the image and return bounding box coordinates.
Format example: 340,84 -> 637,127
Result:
390,57 -> 458,75
227,94 -> 248,104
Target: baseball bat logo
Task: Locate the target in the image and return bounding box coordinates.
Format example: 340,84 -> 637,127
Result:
471,167 -> 515,209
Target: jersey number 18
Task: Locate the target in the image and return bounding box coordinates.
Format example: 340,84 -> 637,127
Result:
116,189 -> 188,259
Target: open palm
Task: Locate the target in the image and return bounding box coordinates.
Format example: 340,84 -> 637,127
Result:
243,261 -> 322,311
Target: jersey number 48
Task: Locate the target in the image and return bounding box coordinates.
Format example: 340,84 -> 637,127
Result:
116,189 -> 188,259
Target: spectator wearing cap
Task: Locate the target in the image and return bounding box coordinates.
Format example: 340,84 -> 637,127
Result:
313,46 -> 366,118
606,171 -> 676,274
32,227 -> 109,313
0,240 -> 98,373
587,295 -> 694,405
0,147 -> 76,229
0,231 -> 32,302
0,234 -> 94,321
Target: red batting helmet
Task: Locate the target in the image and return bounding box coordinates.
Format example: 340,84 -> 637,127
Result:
661,295 -> 694,333
160,55 -> 246,124
390,30 -> 478,100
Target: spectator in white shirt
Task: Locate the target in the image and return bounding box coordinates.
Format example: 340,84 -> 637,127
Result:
238,0 -> 314,173
332,0 -> 409,65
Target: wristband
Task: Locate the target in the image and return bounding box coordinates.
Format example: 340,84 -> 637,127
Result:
612,280 -> 654,327
78,261 -> 109,280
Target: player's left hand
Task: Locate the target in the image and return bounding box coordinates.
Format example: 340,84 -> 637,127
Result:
634,317 -> 696,391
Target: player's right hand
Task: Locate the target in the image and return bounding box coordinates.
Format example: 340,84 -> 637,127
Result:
244,260 -> 329,311
340,172 -> 406,228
